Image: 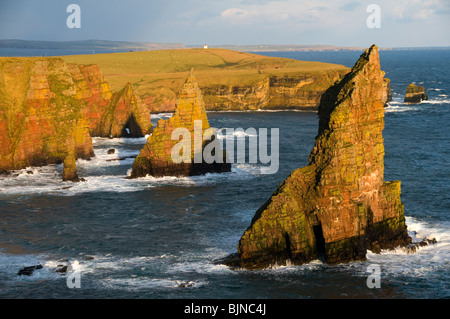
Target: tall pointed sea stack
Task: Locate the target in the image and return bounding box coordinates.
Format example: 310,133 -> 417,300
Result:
130,69 -> 230,177
225,45 -> 411,269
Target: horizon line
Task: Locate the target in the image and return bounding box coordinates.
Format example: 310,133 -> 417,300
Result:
0,39 -> 449,50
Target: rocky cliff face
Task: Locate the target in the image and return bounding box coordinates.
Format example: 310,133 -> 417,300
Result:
99,83 -> 153,138
404,83 -> 428,103
0,57 -> 152,179
223,45 -> 411,269
68,64 -> 152,138
163,70 -> 349,112
0,58 -> 94,176
142,68 -> 392,112
130,70 -> 230,178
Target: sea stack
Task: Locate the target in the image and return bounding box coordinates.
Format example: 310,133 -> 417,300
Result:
61,150 -> 79,182
99,82 -> 153,138
383,78 -> 393,106
223,45 -> 411,269
130,69 -> 230,178
404,83 -> 428,103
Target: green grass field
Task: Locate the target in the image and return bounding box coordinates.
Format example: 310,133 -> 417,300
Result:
62,48 -> 348,98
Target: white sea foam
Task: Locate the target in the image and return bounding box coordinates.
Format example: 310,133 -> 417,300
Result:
384,105 -> 420,113
0,136 -> 263,196
0,163 -> 260,196
151,113 -> 173,120
217,129 -> 258,140
364,216 -> 449,278
92,136 -> 149,146
386,96 -> 449,111
0,251 -> 75,283
133,164 -> 259,187
15,252 -> 207,290
1,214 -> 447,293
99,277 -> 207,290
207,109 -> 313,113
420,99 -> 450,104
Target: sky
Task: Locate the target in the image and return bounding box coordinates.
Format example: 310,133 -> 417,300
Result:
0,0 -> 449,48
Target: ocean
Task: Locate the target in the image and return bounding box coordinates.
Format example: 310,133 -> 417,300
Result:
0,48 -> 448,299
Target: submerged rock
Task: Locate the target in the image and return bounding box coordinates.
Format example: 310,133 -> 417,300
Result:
404,83 -> 428,103
405,238 -> 437,254
130,69 -> 230,178
55,265 -> 68,273
17,264 -> 43,276
221,45 -> 412,269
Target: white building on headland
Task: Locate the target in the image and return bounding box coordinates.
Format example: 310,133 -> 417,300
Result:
203,44 -> 208,49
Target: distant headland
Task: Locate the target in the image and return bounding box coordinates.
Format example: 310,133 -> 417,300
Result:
0,39 -> 392,53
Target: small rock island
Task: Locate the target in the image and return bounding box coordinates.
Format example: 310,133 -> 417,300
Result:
404,83 -> 428,103
130,69 -> 231,178
221,45 -> 412,269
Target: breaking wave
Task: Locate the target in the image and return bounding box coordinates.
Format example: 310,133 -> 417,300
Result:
0,137 -> 262,197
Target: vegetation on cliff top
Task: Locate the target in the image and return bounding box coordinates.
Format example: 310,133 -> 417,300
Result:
62,48 -> 348,110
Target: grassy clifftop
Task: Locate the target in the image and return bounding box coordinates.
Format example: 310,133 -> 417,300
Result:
62,48 -> 349,112
62,48 -> 346,83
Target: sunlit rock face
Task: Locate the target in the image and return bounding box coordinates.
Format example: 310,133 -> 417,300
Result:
225,45 -> 411,269
0,57 -> 152,180
0,58 -> 95,177
404,83 -> 428,103
130,69 -> 230,178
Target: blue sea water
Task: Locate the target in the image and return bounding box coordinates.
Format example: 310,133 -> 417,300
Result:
0,48 -> 448,299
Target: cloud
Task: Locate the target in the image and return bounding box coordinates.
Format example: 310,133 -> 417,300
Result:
0,0 -> 448,47
387,0 -> 449,20
220,5 -> 290,25
221,8 -> 249,22
339,1 -> 360,12
414,9 -> 434,20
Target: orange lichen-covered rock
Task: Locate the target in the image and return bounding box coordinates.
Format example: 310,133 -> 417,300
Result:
222,45 -> 411,269
99,83 -> 153,138
0,57 -> 153,179
404,83 -> 428,103
130,69 -> 230,177
0,57 -> 94,178
67,64 -> 152,138
68,63 -> 112,136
